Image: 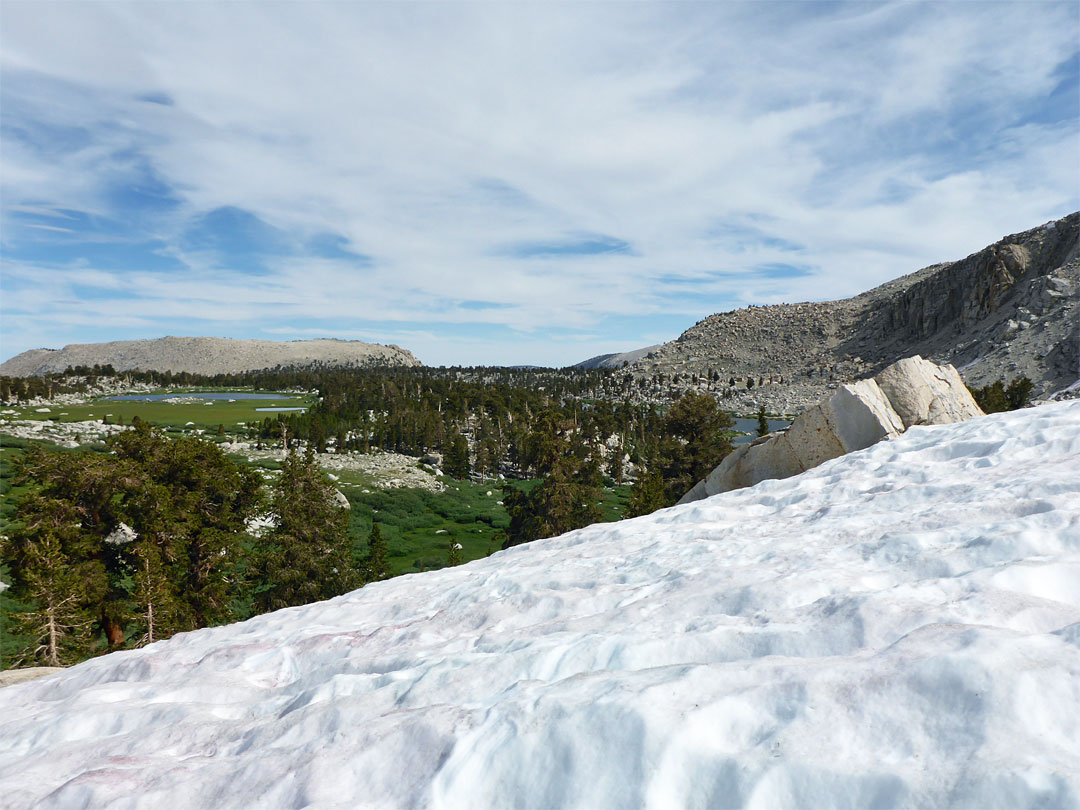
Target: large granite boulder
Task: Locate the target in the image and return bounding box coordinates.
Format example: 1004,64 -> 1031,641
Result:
679,356 -> 983,504
783,379 -> 905,469
873,355 -> 984,428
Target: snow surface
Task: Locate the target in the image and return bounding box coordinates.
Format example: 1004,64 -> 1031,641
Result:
2,402 -> 1080,810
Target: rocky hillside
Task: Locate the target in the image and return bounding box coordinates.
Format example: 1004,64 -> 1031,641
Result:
625,212 -> 1078,413
0,337 -> 420,377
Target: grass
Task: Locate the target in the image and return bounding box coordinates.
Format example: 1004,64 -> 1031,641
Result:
344,475 -> 633,575
5,391 -> 315,430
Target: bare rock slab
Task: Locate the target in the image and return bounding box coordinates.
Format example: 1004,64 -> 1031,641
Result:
0,668 -> 65,688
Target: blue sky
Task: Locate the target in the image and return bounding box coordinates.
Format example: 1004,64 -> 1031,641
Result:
1,2 -> 1077,367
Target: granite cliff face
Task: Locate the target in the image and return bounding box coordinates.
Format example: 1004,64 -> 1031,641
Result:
0,337 -> 420,377
625,213 -> 1078,413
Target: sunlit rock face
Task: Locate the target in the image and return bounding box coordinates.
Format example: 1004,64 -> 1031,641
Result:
874,355 -> 984,428
680,356 -> 982,503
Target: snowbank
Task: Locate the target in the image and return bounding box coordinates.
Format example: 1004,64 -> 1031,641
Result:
2,402 -> 1079,809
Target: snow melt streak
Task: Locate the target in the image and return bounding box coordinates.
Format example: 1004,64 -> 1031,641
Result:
2,402 -> 1079,809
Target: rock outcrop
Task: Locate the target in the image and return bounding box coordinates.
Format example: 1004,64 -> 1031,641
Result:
0,337 -> 421,377
679,356 -> 983,503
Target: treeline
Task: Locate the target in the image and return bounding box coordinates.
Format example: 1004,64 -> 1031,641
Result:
499,393 -> 736,547
6,362 -> 747,518
258,367 -> 641,469
1,362 -> 691,484
0,423 -> 387,668
967,376 -> 1034,413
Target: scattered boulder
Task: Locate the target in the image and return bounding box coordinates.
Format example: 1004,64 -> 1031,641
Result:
679,356 -> 983,504
333,489 -> 351,509
104,522 -> 138,545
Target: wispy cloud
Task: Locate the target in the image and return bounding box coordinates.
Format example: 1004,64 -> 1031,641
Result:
1,1 -> 1076,366
23,224 -> 76,234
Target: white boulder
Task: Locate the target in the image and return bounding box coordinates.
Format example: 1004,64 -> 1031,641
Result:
104,523 -> 138,545
679,356 -> 983,504
873,355 -> 983,428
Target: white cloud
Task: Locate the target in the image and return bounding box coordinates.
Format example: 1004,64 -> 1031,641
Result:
1,1 -> 1077,366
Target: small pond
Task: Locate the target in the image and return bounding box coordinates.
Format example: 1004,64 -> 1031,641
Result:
731,417 -> 791,445
254,407 -> 308,412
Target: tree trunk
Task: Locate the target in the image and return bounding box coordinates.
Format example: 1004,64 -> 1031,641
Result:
145,558 -> 155,644
103,612 -> 125,647
46,605 -> 60,667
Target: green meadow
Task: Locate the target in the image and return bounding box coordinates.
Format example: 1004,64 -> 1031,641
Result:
343,475 -> 633,575
6,391 -> 314,429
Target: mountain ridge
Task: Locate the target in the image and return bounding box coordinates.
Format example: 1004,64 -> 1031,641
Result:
571,344 -> 663,370
0,336 -> 421,377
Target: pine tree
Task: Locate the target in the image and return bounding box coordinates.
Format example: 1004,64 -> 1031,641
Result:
625,469 -> 667,518
255,449 -> 359,612
1,495 -> 107,665
500,411 -> 603,548
608,441 -> 625,484
1006,376 -> 1034,410
969,376 -> 1034,413
658,392 -> 735,505
112,424 -> 261,631
132,532 -> 182,646
969,380 -> 1008,412
3,424 -> 263,661
444,432 -> 470,479
365,523 -> 391,581
756,405 -> 770,437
